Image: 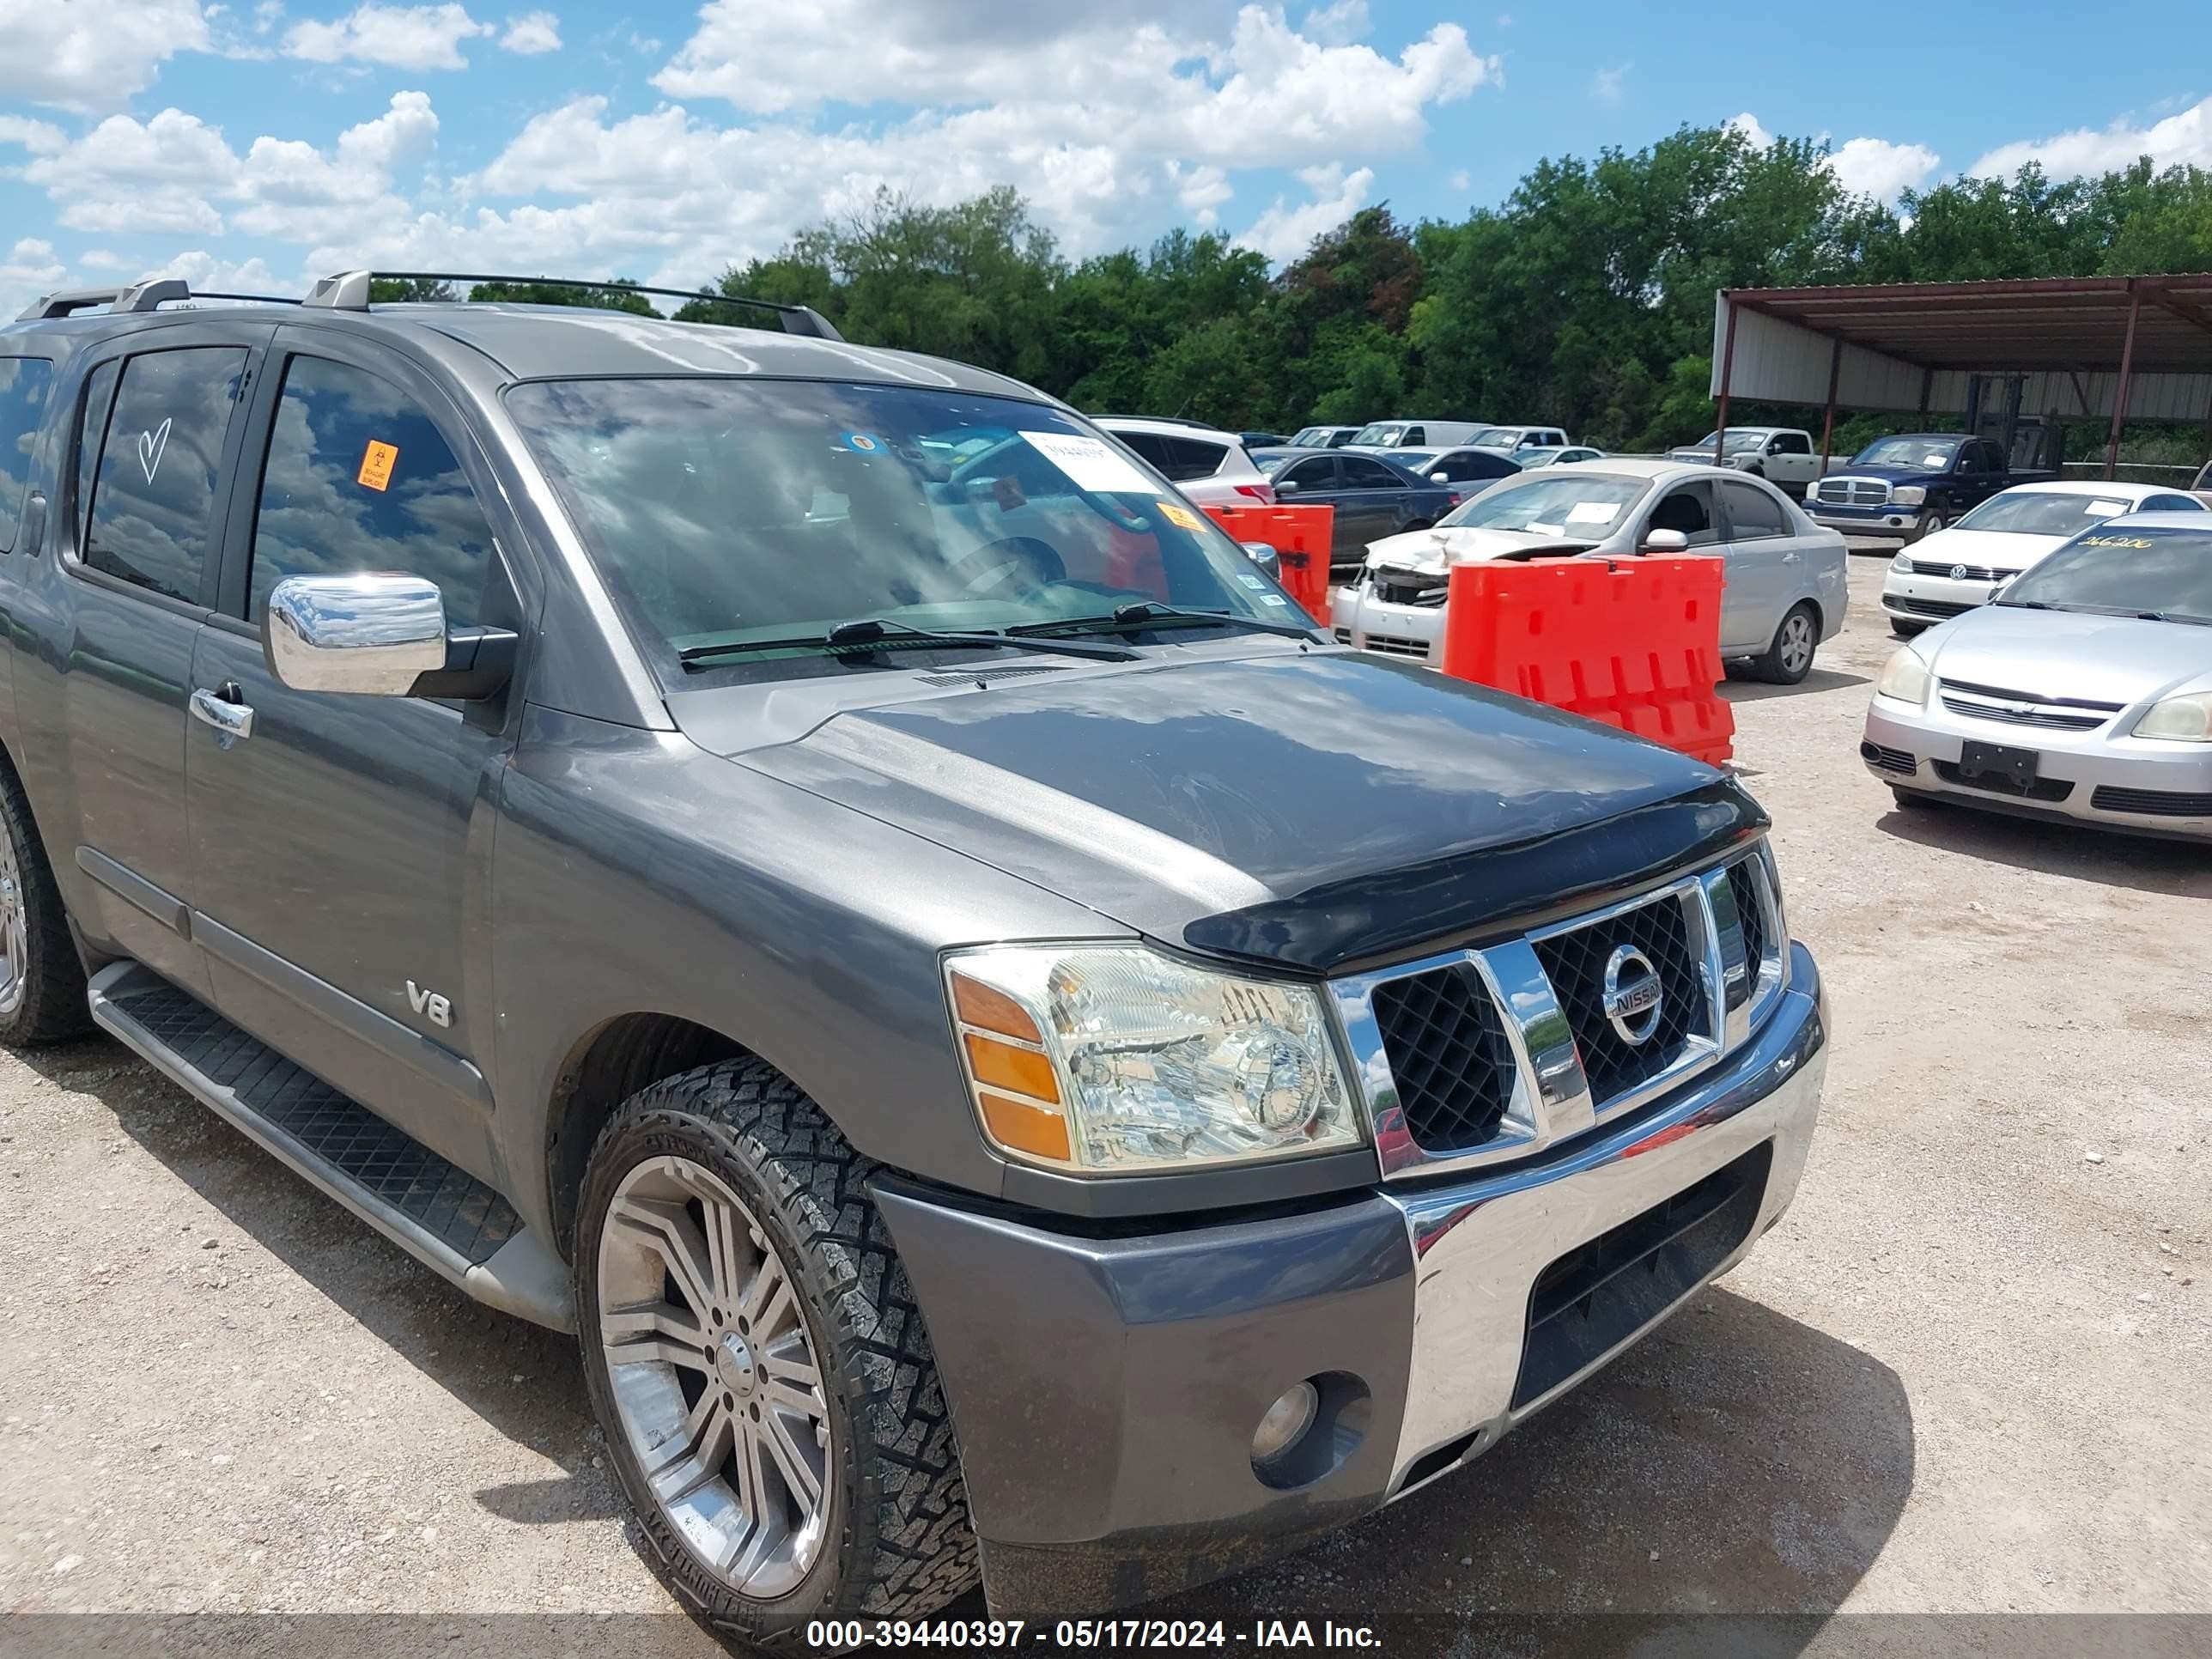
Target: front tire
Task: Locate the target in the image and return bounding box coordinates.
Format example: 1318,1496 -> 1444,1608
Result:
576,1060 -> 977,1648
1888,618 -> 1927,640
0,760 -> 92,1047
1751,602 -> 1819,685
1911,511 -> 1948,543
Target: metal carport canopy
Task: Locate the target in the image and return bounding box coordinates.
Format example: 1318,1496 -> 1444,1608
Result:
1706,273 -> 2212,477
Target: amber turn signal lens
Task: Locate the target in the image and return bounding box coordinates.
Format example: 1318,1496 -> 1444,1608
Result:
949,971 -> 1044,1043
963,1033 -> 1060,1103
976,1091 -> 1073,1162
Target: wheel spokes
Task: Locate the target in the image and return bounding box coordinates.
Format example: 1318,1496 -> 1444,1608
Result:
603,1300 -> 712,1372
607,1192 -> 719,1318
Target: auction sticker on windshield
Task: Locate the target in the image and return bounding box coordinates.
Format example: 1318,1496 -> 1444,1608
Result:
1156,500 -> 1201,531
1567,500 -> 1621,525
1021,431 -> 1154,494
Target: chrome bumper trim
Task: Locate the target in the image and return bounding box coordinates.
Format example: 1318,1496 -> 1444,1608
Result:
1380,939 -> 1826,1492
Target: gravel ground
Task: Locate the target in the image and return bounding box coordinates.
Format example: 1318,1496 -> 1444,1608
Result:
3,565 -> 2208,1653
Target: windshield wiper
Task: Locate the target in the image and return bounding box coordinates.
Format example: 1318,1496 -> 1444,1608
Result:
678,617 -> 1138,669
2137,610 -> 2212,626
1012,602 -> 1322,643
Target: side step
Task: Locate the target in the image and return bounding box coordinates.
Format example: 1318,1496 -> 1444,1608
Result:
88,962 -> 574,1332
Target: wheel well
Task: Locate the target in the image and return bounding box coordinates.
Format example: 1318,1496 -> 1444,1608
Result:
545,1012 -> 751,1259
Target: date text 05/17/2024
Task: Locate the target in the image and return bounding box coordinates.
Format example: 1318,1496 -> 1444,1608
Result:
802,1620 -> 1384,1649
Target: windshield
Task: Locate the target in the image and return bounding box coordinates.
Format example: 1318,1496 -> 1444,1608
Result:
1957,492 -> 2142,536
1998,526 -> 2212,622
1351,423 -> 1407,446
1856,437 -> 1960,471
1683,431 -> 1767,454
507,379 -> 1293,679
1289,428 -> 1331,447
1437,471 -> 1650,533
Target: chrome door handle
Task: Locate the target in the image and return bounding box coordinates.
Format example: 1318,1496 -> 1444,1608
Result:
189,685 -> 255,744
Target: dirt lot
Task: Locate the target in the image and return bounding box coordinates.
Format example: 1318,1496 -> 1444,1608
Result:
3,565 -> 2209,1653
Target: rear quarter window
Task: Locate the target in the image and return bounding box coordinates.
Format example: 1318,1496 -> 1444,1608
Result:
0,357 -> 54,554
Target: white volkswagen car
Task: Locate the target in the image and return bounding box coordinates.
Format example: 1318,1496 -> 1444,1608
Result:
1864,513 -> 2212,838
1881,480 -> 2205,637
1332,459 -> 1847,683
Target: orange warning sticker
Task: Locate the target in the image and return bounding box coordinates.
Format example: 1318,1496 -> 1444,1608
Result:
1156,500 -> 1201,531
356,440 -> 399,491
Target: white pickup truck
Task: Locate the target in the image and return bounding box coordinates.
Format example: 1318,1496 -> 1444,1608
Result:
1669,428 -> 1823,496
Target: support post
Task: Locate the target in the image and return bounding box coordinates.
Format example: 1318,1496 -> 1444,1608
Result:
1819,335 -> 1841,472
1713,296 -> 1737,470
2105,281 -> 2142,481
1918,368 -> 1932,418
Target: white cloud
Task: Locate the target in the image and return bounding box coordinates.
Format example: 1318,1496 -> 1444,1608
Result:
1237,164 -> 1374,264
1590,64 -> 1627,103
283,3 -> 489,71
0,0 -> 214,112
0,239 -> 69,319
1448,167 -> 1470,192
0,116 -> 70,156
1828,136 -> 1941,200
501,10 -> 562,54
1730,110 -> 1938,204
1971,94 -> 2212,181
1302,1 -> 1370,46
1168,161 -> 1232,227
79,249 -> 131,270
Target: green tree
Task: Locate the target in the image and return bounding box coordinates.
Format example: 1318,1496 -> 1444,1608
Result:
468,278 -> 659,315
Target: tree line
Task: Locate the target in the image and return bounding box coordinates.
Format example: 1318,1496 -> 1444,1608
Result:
385,122 -> 2212,458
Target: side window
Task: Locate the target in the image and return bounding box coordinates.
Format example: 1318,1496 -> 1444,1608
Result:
74,361 -> 118,550
1956,444 -> 1985,475
249,355 -> 493,629
1401,427 -> 1425,446
1158,437 -> 1228,482
1285,457 -> 1338,489
2144,494 -> 2203,514
83,346 -> 246,604
1778,432 -> 1812,455
1339,455 -> 1401,489
1113,429 -> 1172,471
1721,480 -> 1789,540
0,357 -> 55,554
1648,482 -> 1721,547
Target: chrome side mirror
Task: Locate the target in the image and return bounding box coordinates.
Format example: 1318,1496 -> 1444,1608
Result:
266,574 -> 449,696
1240,541 -> 1282,580
1643,527 -> 1691,554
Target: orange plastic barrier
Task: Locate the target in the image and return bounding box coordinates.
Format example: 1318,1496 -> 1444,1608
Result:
1437,553 -> 1734,766
1200,503 -> 1335,624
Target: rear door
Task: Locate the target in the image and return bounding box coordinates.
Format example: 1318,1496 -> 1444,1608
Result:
1334,452 -> 1413,553
35,323 -> 270,993
183,326 -> 530,1178
1714,479 -> 1796,652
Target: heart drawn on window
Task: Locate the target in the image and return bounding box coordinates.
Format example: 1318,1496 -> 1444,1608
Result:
137,418 -> 172,485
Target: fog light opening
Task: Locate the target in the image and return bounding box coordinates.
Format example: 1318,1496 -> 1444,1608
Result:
1251,1381 -> 1320,1467
1251,1370 -> 1371,1491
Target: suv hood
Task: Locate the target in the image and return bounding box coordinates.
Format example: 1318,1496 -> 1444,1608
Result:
730,652 -> 1761,975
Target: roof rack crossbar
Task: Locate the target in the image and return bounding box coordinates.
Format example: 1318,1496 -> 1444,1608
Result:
301,270 -> 844,342
17,287 -> 125,321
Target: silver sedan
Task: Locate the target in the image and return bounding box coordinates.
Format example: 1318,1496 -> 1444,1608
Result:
1863,513 -> 2212,838
1333,459 -> 1848,682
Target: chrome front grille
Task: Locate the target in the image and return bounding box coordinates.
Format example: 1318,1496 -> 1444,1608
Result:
1937,678 -> 2122,732
1332,848 -> 1786,1181
1814,477 -> 1889,507
1909,559 -> 2009,581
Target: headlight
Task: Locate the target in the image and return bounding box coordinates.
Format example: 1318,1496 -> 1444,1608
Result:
1893,485 -> 1927,506
1890,550 -> 1911,571
2136,692 -> 2212,741
1876,646 -> 1931,705
945,945 -> 1361,1174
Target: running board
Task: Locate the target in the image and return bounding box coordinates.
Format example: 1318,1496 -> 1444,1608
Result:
88,962 -> 574,1332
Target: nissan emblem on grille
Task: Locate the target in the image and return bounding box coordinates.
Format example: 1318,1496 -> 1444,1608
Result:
1601,945 -> 1665,1045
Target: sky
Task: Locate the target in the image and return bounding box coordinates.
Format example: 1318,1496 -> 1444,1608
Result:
3,0 -> 2211,316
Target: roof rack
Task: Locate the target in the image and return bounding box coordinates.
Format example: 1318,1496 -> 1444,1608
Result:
15,277 -> 191,322
301,270 -> 844,342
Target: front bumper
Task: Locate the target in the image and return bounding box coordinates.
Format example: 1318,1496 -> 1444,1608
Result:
1809,503 -> 1926,539
878,942 -> 1829,1615
1864,696 -> 2212,836
1879,569 -> 2004,626
1329,582 -> 1444,662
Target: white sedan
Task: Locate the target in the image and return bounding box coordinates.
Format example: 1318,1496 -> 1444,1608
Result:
1332,459 -> 1847,682
1881,480 -> 2205,637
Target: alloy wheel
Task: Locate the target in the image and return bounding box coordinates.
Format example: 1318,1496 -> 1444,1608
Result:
0,827 -> 27,1018
1779,612 -> 1814,677
598,1154 -> 832,1600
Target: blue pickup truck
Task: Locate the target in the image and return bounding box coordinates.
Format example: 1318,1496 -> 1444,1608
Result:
1804,433 -> 2047,544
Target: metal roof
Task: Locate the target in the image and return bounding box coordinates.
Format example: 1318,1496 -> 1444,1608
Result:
1724,274 -> 2212,375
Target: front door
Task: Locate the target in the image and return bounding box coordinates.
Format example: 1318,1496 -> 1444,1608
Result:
36,325 -> 269,994
1714,480 -> 1797,653
183,328 -> 527,1178
1334,453 -> 1410,552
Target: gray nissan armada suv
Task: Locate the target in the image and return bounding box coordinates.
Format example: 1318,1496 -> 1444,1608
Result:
0,275 -> 1827,1645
